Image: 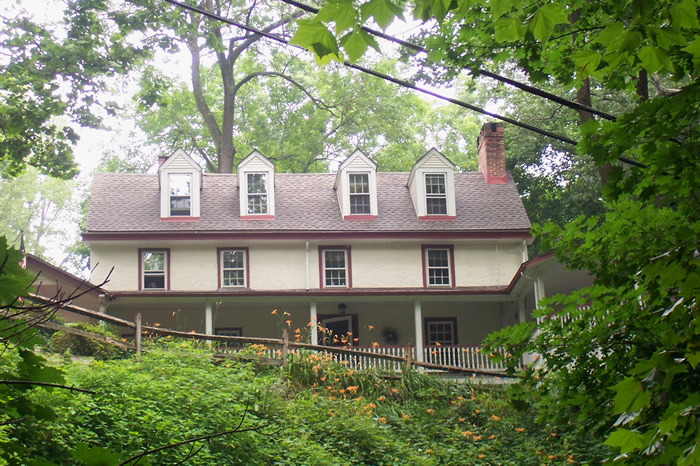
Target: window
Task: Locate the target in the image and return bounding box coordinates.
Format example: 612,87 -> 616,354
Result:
425,173 -> 447,215
169,173 -> 192,216
422,246 -> 454,287
246,173 -> 268,215
320,247 -> 351,288
425,318 -> 457,345
141,250 -> 168,290
219,249 -> 247,288
349,173 -> 370,214
215,327 -> 242,337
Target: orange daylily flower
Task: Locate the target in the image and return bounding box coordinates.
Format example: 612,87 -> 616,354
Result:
372,341 -> 380,348
478,454 -> 484,459
491,415 -> 500,421
377,396 -> 385,401
379,417 -> 387,424
515,427 -> 525,432
458,417 -> 465,423
402,414 -> 410,419
271,309 -> 278,315
346,386 -> 358,392
391,388 -> 398,393
426,408 -> 435,414
473,435 -> 482,441
368,325 -> 374,330
488,434 -> 495,440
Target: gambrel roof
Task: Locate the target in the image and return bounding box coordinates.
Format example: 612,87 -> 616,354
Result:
85,171 -> 530,237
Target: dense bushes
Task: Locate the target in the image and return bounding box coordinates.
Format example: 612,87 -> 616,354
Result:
1,341 -> 609,464
48,323 -> 127,360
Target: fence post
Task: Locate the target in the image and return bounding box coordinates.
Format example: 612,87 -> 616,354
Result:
281,328 -> 289,369
135,312 -> 142,363
404,345 -> 412,371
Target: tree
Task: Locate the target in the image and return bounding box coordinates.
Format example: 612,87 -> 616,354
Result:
291,0 -> 699,462
0,167 -> 78,260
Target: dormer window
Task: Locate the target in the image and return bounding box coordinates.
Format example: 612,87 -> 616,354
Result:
246,173 -> 268,215
158,149 -> 202,220
425,174 -> 447,215
238,150 -> 275,220
169,174 -> 192,216
407,148 -> 456,220
349,173 -> 370,214
335,150 -> 377,220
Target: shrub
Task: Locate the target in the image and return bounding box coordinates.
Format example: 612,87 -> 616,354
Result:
48,322 -> 127,360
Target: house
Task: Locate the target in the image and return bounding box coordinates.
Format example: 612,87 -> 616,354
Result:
84,123 -> 590,365
24,254 -> 102,323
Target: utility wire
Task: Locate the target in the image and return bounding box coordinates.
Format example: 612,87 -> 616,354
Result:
160,0 -> 647,168
277,0 -> 617,122
162,0 -> 576,146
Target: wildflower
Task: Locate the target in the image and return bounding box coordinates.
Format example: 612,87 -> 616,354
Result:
283,311 -> 290,317
533,354 -> 540,360
568,460 -> 575,464
294,328 -> 301,333
335,378 -> 340,382
475,348 -> 480,353
225,364 -> 231,368
371,341 -> 380,348
457,396 -> 463,400
368,325 -> 374,330
473,435 -> 482,441
153,323 -> 161,327
340,360 -> 348,365
548,455 -> 556,460
121,338 -> 126,342
328,396 -> 336,400
172,311 -> 176,316
367,403 -> 376,409
550,432 -> 557,437
461,431 -> 470,437
166,335 -> 171,339
450,400 -> 456,405
379,417 -> 386,424
488,434 -> 495,440
377,396 -> 385,401
465,430 -> 473,436
354,396 -> 363,402
475,409 -> 480,414
320,376 -> 327,381
326,386 -> 333,390
402,414 -> 410,420
271,309 -> 278,315
346,386 -> 358,392
478,454 -> 484,459
426,408 -> 434,414
353,338 -> 359,342
458,417 -> 465,423
339,389 -> 346,394
306,321 -> 313,327
391,388 -> 398,393
515,427 -> 525,432
491,415 -> 500,421
435,341 -> 441,346
285,320 -> 291,326
426,449 -> 432,454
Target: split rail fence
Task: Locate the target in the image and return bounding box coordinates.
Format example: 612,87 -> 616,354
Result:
27,294 -> 516,377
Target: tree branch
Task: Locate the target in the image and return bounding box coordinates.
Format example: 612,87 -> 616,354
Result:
0,380 -> 96,394
187,39 -> 223,154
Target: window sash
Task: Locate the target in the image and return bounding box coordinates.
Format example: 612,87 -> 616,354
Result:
348,173 -> 371,214
426,249 -> 450,286
324,250 -> 347,287
221,250 -> 246,287
142,251 -> 166,289
425,173 -> 447,215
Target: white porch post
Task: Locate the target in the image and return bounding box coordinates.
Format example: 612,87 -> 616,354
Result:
310,301 -> 318,346
414,300 -> 424,363
518,296 -> 527,324
205,300 -> 213,336
533,275 -> 546,324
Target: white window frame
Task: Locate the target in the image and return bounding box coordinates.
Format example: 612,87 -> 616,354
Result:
348,172 -> 371,215
220,249 -> 247,288
425,247 -> 452,287
424,173 -> 448,215
246,172 -> 268,215
168,173 -> 192,216
323,249 -> 348,288
141,250 -> 167,290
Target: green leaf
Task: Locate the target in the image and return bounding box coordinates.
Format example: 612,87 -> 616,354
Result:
340,29 -> 380,63
361,0 -> 405,30
574,50 -> 602,77
687,351 -> 700,369
489,0 -> 516,18
494,17 -> 524,42
681,37 -> 700,74
72,443 -> 122,465
670,0 -> 700,30
593,22 -> 625,51
637,46 -> 675,73
316,0 -> 359,33
289,20 -> 340,59
527,3 -> 569,42
611,377 -> 651,414
605,428 -> 647,454
617,29 -> 643,53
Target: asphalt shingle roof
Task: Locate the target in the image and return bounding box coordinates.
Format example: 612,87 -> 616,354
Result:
86,172 -> 531,233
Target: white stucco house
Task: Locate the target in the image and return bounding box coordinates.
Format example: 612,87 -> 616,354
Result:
84,123 -> 590,366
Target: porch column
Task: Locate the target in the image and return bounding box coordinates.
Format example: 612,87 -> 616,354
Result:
533,275 -> 546,324
205,300 -> 213,335
517,296 -> 527,324
414,300 -> 424,363
310,301 -> 318,346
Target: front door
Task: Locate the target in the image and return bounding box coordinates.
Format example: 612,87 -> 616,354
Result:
319,315 -> 354,346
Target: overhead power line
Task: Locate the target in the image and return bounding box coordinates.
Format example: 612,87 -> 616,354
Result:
160,0 -> 647,168
276,0 -> 617,122
162,0 -> 576,146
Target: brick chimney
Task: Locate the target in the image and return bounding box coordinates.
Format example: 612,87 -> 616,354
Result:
477,122 -> 507,184
158,155 -> 168,166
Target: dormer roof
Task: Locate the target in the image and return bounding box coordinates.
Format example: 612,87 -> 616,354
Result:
334,149 -> 376,189
406,148 -> 455,187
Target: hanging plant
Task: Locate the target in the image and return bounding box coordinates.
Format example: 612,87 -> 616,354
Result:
381,326 -> 399,345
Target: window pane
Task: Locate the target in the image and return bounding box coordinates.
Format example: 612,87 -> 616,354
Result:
326,269 -> 346,286
325,251 -> 345,269
428,250 -> 448,267
223,250 -> 243,268
350,194 -> 370,214
143,252 -> 165,271
428,321 -> 454,345
426,198 -> 447,215
169,174 -> 191,196
223,270 -> 244,286
247,195 -> 268,214
143,273 -> 165,289
349,174 -> 369,194
247,173 -> 267,194
425,174 -> 446,194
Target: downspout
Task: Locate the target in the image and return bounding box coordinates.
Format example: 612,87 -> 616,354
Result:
305,241 -> 310,291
